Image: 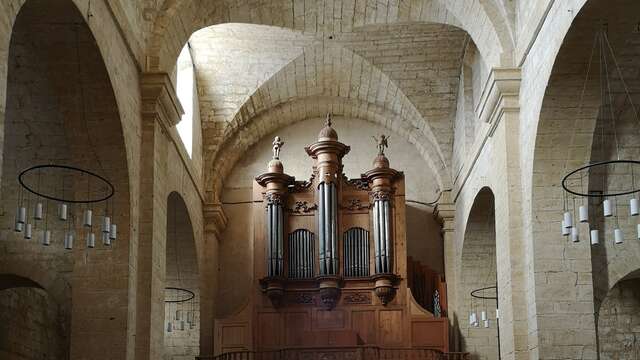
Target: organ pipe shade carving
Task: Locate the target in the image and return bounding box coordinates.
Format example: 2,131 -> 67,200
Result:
343,227 -> 370,277
266,200 -> 284,277
373,199 -> 392,273
317,182 -> 338,275
288,229 -> 315,279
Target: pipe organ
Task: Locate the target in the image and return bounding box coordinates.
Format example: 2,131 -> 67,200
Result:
214,115 -> 450,355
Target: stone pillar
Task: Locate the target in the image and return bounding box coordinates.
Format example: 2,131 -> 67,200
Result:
201,203 -> 227,356
434,191 -> 457,350
480,68 -> 530,360
135,73 -> 183,359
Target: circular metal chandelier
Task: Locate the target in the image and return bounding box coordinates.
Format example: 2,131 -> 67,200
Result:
560,25 -> 640,244
13,164 -> 117,248
164,287 -> 196,332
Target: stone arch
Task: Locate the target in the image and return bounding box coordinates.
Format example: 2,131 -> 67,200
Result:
211,96 -> 446,202
459,187 -> 498,359
164,191 -> 200,358
205,28 -> 472,201
1,1 -> 134,358
529,0 -> 640,358
145,0 -> 510,74
595,270 -> 640,358
0,260 -> 71,359
0,259 -> 71,307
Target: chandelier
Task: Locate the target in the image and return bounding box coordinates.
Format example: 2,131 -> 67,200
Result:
13,164 -> 117,248
164,287 -> 196,332
560,25 -> 640,244
469,285 -> 498,329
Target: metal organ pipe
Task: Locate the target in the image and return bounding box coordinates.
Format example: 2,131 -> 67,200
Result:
266,199 -> 284,277
318,184 -> 325,274
384,200 -> 391,273
318,182 -> 338,275
373,199 -> 392,274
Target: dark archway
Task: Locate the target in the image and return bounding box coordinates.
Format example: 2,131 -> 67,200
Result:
460,187 -> 498,360
164,192 -> 200,358
0,274 -> 69,359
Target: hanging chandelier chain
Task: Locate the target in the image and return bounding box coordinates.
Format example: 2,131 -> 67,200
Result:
600,31 -> 621,161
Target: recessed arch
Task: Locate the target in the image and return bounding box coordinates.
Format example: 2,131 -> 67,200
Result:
1,0 -> 134,358
0,260 -> 71,359
204,32 -> 469,201
210,96 -> 447,202
459,186 -> 498,359
164,191 -> 200,358
530,0 -> 640,358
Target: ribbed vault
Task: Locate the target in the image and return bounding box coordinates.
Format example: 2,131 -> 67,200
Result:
145,0 -> 512,73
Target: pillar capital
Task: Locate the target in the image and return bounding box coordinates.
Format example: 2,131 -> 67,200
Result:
141,72 -> 183,132
203,203 -> 228,237
434,190 -> 455,233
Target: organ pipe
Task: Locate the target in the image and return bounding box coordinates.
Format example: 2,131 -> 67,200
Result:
288,229 -> 314,279
344,228 -> 370,277
266,199 -> 284,277
373,198 -> 392,274
318,182 -> 338,275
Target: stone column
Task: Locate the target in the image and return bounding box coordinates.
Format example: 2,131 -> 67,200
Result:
201,203 -> 227,356
135,73 -> 183,359
479,68 -> 530,360
434,191 -> 456,350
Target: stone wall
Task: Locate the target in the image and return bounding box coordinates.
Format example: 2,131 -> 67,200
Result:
0,286 -> 68,360
597,278 -> 640,359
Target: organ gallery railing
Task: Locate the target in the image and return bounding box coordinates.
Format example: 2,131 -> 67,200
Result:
199,347 -> 470,360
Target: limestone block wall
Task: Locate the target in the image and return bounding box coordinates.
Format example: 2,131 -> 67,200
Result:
218,115 -> 442,318
0,287 -> 67,360
597,278 -> 640,359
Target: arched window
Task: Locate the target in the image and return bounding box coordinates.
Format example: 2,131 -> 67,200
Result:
176,44 -> 195,157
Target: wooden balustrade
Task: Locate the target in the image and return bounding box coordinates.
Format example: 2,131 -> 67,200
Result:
198,347 -> 469,360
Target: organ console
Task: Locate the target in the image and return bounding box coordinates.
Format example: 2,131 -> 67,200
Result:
213,114 -> 450,356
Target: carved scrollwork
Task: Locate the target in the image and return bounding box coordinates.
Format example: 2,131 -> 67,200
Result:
343,292 -> 372,305
288,292 -> 314,305
341,198 -> 370,211
288,200 -> 318,214
370,190 -> 391,201
347,178 -> 369,190
265,193 -> 284,206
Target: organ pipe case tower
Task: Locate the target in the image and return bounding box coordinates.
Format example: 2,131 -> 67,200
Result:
213,115 -> 450,355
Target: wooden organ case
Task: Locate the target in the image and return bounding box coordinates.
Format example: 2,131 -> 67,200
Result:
214,117 -> 450,356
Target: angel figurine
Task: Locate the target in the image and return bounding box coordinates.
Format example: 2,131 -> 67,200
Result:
272,136 -> 284,159
372,134 -> 390,155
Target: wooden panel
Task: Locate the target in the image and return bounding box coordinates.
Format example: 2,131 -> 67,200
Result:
351,310 -> 376,344
314,309 -> 346,329
257,312 -> 282,349
379,310 -> 403,346
220,324 -> 248,352
285,312 -> 310,346
411,318 -> 449,352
